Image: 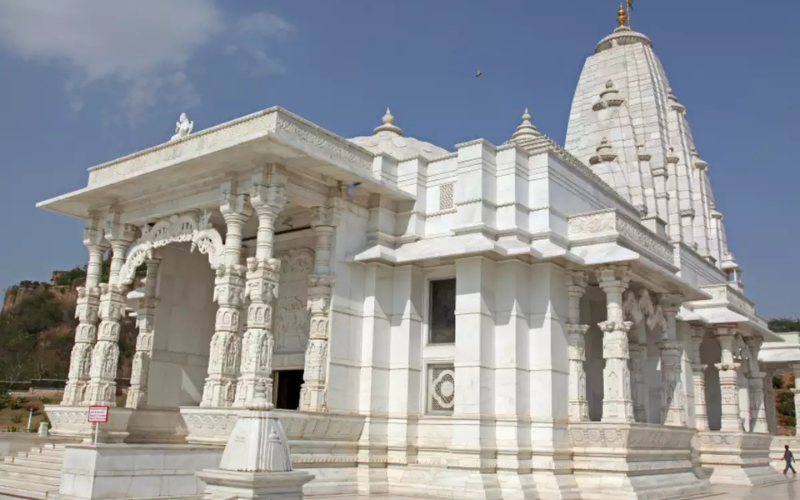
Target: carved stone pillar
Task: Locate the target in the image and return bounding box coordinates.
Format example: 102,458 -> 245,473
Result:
201,188 -> 253,407
566,270 -> 589,422
715,325 -> 742,432
596,266 -> 634,423
658,294 -> 685,426
745,338 -> 768,433
125,257 -> 160,409
690,326 -> 709,431
63,219 -> 108,406
234,172 -> 286,407
629,340 -> 648,423
764,370 -> 778,434
299,207 -> 336,413
84,218 -> 137,405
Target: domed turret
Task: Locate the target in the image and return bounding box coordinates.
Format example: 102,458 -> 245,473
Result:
349,108 -> 449,161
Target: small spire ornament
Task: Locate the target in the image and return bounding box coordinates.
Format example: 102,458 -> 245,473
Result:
618,3 -> 627,27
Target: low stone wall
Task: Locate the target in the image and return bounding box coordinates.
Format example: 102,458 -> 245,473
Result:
569,422 -> 710,500
58,444 -> 222,500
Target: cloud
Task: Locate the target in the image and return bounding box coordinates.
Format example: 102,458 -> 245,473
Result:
0,0 -> 292,123
226,12 -> 295,75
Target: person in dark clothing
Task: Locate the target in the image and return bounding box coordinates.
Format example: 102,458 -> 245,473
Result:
783,445 -> 796,475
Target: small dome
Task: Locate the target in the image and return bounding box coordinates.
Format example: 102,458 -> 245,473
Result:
510,108 -> 541,142
595,26 -> 652,54
349,108 -> 450,161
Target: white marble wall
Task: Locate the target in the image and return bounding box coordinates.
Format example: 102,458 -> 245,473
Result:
146,244 -> 216,408
328,208 -> 369,413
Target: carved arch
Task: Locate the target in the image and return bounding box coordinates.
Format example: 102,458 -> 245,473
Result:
118,211 -> 224,285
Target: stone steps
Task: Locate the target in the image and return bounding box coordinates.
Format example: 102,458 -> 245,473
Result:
0,443 -> 65,500
0,463 -> 61,481
0,477 -> 51,500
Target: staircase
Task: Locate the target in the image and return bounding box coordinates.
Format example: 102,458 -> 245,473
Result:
0,443 -> 64,499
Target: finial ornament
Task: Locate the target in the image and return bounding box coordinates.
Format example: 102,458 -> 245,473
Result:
170,112 -> 193,141
510,107 -> 541,142
618,4 -> 627,27
373,107 -> 403,136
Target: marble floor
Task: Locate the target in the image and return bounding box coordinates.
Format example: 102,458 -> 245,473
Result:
710,477 -> 799,499
314,479 -> 800,500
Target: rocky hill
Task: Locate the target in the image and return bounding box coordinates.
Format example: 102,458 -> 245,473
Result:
0,261 -> 139,386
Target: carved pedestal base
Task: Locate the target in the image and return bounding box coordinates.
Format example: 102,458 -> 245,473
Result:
44,405 -> 133,444
697,431 -> 783,486
569,422 -> 710,500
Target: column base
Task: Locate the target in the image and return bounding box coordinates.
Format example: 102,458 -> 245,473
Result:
569,422 -> 711,500
698,431 -> 784,486
197,469 -> 313,500
44,405 -> 133,443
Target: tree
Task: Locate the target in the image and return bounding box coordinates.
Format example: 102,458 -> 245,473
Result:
0,289 -> 75,381
768,318 -> 800,333
53,266 -> 87,287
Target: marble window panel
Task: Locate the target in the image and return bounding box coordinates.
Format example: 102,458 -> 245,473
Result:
428,363 -> 455,414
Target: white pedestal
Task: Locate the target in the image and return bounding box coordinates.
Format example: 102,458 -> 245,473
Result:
197,469 -> 313,500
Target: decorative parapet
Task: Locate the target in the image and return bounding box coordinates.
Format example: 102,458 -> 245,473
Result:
86,107 -> 376,189
568,208 -> 674,266
700,283 -> 756,316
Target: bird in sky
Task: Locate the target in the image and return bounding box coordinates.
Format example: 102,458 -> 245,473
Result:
340,181 -> 362,201
475,68 -> 483,78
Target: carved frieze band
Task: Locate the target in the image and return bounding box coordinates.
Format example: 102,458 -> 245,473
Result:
568,209 -> 674,264
700,284 -> 755,316
276,117 -> 373,171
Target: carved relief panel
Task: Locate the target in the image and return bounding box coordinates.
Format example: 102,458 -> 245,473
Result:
273,247 -> 315,361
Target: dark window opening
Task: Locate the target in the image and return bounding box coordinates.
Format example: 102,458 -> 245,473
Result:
273,369 -> 304,410
429,278 -> 456,344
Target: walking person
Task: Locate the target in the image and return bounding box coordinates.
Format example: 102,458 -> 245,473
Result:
783,444 -> 796,475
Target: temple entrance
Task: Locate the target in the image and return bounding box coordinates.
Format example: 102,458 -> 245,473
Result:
273,369 -> 304,410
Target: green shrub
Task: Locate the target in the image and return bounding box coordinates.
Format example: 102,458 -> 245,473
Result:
10,413 -> 22,424
37,396 -> 51,405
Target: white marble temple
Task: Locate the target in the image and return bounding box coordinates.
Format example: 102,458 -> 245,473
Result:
20,11 -> 789,500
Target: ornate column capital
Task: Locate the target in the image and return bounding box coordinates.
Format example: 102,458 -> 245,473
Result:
658,293 -> 683,315
220,179 -> 254,220
566,269 -> 588,295
598,320 -> 633,334
310,206 -> 336,228
251,179 -> 287,216
103,214 -> 138,246
714,361 -> 741,372
83,217 -> 109,249
596,265 -> 631,291
714,323 -> 738,339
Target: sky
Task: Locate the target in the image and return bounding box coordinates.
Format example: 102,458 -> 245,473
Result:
0,0 -> 798,318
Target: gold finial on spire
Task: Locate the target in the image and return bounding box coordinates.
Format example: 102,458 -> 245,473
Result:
617,3 -> 627,27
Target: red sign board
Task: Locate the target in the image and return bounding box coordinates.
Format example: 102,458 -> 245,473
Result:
88,406 -> 109,423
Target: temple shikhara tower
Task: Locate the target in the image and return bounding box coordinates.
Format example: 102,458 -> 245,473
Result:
9,7 -> 793,500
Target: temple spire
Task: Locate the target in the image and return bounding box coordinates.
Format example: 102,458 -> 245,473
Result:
618,3 -> 627,27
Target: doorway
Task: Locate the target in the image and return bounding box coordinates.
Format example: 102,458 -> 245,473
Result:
273,369 -> 304,410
